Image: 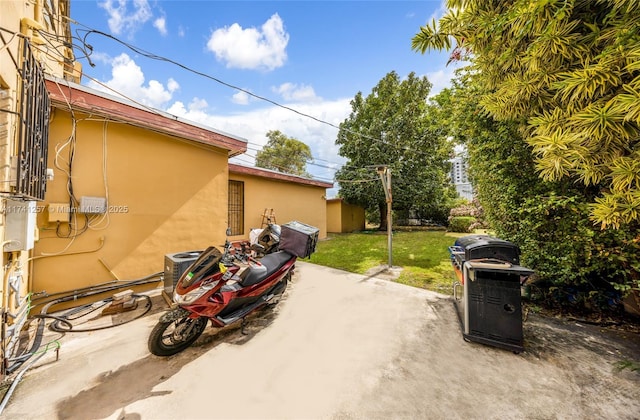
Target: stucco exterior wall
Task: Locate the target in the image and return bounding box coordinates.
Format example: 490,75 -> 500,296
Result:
326,199 -> 342,233
326,199 -> 365,233
32,110 -> 230,295
1,1 -> 72,92
1,2 -> 22,93
341,201 -> 366,233
229,172 -> 328,240
1,1 -> 72,336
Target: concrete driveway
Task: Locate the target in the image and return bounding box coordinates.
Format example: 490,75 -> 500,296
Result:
3,262 -> 639,419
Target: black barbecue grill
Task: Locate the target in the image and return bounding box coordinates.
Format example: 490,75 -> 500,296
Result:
449,234 -> 534,353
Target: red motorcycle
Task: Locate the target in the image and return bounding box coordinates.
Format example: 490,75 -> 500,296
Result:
148,239 -> 295,356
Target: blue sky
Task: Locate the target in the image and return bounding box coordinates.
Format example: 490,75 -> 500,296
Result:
70,0 -> 457,195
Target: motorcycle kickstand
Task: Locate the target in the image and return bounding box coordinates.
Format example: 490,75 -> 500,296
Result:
241,317 -> 249,335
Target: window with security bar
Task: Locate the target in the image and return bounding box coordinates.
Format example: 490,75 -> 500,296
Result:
228,180 -> 244,235
15,37 -> 50,200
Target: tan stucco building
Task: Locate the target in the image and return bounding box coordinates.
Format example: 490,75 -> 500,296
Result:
35,84 -> 332,296
229,164 -> 331,239
34,80 -> 333,299
326,198 -> 365,233
1,0 -> 333,378
1,0 -> 77,377
35,78 -> 248,296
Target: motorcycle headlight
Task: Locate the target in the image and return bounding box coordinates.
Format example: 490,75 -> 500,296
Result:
173,280 -> 219,305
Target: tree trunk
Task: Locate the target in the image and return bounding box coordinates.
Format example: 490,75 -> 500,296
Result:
378,202 -> 387,231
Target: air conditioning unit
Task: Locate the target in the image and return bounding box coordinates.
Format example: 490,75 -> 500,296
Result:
163,251 -> 202,293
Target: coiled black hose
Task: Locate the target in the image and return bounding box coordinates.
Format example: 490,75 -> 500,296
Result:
0,272 -> 163,413
5,272 -> 161,374
46,293 -> 152,333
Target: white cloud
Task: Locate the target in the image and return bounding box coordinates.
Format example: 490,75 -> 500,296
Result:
189,98 -> 209,111
167,78 -> 179,92
153,16 -> 167,36
272,83 -> 321,103
427,0 -> 449,24
206,13 -> 289,71
167,98 -> 211,122
87,53 -> 178,108
99,0 -> 152,36
87,51 -> 112,66
167,101 -> 187,115
232,90 -> 251,105
426,61 -> 463,96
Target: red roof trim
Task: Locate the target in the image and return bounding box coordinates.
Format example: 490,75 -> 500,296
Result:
229,163 -> 333,188
45,78 -> 247,157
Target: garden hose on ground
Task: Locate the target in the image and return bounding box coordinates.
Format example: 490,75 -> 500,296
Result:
29,271 -> 163,312
0,272 -> 163,414
0,341 -> 60,416
45,293 -> 152,333
2,271 -> 162,377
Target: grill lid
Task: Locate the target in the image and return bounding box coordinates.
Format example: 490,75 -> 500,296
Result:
453,234 -> 521,265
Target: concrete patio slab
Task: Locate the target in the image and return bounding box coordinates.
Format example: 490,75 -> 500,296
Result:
2,261 -> 639,419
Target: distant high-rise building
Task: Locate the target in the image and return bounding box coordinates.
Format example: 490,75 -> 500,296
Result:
450,150 -> 473,201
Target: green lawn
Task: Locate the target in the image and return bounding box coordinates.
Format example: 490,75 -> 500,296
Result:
308,230 -> 465,294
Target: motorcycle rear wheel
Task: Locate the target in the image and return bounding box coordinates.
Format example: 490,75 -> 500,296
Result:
148,315 -> 208,356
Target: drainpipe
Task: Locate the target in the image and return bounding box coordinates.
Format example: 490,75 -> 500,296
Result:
1,249 -> 18,378
34,0 -> 43,23
2,249 -> 19,314
20,18 -> 45,45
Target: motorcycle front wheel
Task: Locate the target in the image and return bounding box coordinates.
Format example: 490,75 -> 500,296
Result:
148,315 -> 208,356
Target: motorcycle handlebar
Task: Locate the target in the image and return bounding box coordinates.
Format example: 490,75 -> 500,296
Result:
221,240 -> 255,265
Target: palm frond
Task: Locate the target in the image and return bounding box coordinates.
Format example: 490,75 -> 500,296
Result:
411,19 -> 452,53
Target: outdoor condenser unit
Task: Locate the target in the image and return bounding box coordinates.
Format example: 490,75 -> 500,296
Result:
164,251 -> 202,293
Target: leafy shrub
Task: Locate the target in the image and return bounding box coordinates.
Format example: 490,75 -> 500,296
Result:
511,194 -> 640,312
448,198 -> 488,232
448,216 -> 476,233
431,70 -> 639,315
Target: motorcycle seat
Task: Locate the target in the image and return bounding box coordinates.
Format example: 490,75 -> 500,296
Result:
241,251 -> 292,287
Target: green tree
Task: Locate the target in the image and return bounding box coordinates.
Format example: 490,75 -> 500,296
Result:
433,69 -> 640,312
432,72 -> 550,235
255,130 -> 312,177
335,71 -> 455,229
412,0 -> 640,229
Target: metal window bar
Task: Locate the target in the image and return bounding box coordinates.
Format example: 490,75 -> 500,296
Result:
228,181 -> 244,235
16,37 -> 50,200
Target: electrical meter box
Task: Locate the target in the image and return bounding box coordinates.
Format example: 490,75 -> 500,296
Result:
4,200 -> 36,251
79,196 -> 107,214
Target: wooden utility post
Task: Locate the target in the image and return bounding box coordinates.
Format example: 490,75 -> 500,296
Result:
377,166 -> 393,268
